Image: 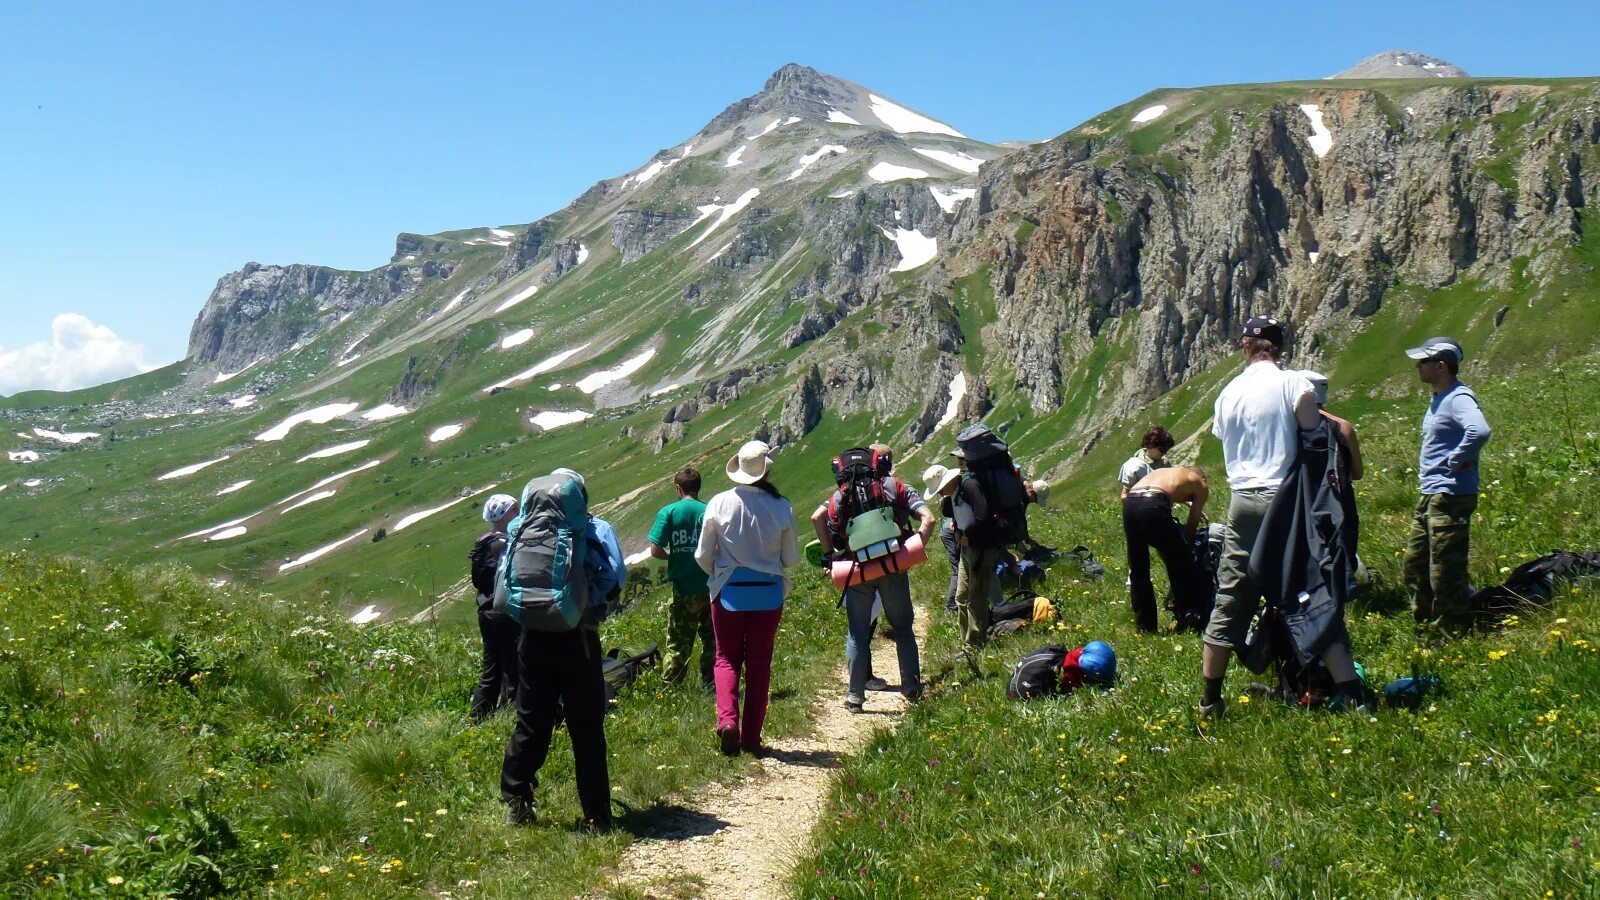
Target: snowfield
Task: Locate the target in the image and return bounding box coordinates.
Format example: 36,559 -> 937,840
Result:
360,404 -> 410,422
868,94 -> 964,137
576,244 -> 590,266
207,526 -> 247,542
1299,104 -> 1334,157
213,360 -> 260,384
724,143 -> 748,167
826,109 -> 861,125
788,145 -> 849,180
495,284 -> 539,314
1131,104 -> 1169,124
281,488 -> 337,515
531,410 -> 593,430
8,450 -> 41,463
936,371 -> 968,430
501,328 -> 535,349
911,148 -> 983,174
483,343 -> 592,392
881,227 -> 938,272
159,455 -> 230,480
256,402 -> 360,441
428,423 -> 464,443
576,348 -> 657,394
217,479 -> 253,495
490,228 -> 516,239
624,548 -> 653,566
867,161 -> 931,183
296,439 -> 370,463
279,529 -> 369,572
349,605 -> 382,625
32,427 -> 100,444
930,186 -> 977,213
689,188 -> 761,247
393,484 -> 495,532
228,395 -> 256,410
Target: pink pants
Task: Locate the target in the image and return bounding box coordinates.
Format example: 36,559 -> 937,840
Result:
708,597 -> 784,746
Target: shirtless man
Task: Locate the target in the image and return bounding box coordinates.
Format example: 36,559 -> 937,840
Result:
1122,466 -> 1209,633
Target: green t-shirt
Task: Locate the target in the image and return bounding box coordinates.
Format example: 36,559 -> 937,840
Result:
648,497 -> 709,594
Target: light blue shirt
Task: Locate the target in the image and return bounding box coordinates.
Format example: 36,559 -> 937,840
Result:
583,517 -> 627,623
1419,382 -> 1491,495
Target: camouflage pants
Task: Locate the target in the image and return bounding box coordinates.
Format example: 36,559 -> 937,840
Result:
662,586 -> 716,686
1402,493 -> 1478,627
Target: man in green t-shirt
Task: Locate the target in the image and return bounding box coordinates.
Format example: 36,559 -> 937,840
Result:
649,466 -> 715,686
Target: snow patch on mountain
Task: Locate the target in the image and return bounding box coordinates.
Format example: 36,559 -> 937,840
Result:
360,404 -> 410,422
881,227 -> 938,272
936,371 -> 968,430
495,284 -> 539,314
1131,104 -> 1168,124
159,455 -> 230,480
297,440 -> 370,463
280,529 -> 369,572
827,109 -> 861,125
217,479 -> 253,496
428,423 -> 464,443
501,328 -> 535,350
483,343 -> 592,392
688,188 -> 761,248
788,145 -> 849,180
576,244 -> 590,266
393,485 -> 495,532
32,427 -> 100,444
281,488 -> 337,515
868,161 -> 931,183
531,410 -> 593,430
868,94 -> 964,137
256,402 -> 360,441
214,360 -> 260,384
9,450 -> 41,463
930,186 -> 976,213
725,143 -> 748,167
911,148 -> 983,174
576,348 -> 657,394
208,526 -> 247,542
1299,104 -> 1333,157
229,395 -> 256,410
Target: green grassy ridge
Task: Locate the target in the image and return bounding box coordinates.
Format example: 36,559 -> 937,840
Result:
0,546 -> 856,897
795,355 -> 1600,898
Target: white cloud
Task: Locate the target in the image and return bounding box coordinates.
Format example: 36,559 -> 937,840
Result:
0,314 -> 158,395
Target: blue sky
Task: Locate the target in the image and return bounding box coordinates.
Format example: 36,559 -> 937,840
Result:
2,0 -> 1596,393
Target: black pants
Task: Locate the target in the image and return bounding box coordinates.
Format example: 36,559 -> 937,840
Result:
941,520 -> 960,610
471,604 -> 520,722
500,627 -> 611,823
1123,493 -> 1204,633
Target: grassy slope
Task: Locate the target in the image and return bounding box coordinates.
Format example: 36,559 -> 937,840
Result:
0,546 -> 855,897
794,349 -> 1600,897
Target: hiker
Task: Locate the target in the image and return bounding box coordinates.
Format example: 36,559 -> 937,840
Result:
1199,316 -> 1365,717
648,466 -> 715,687
468,493 -> 520,722
1122,466 -> 1209,633
951,424 -> 1032,657
501,468 -> 624,831
1303,371 -> 1365,584
1118,427 -> 1176,500
1402,337 -> 1491,632
812,444 -> 935,711
923,464 -> 963,612
695,440 -> 801,755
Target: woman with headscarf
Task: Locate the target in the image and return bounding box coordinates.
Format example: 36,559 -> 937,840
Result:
468,493 -> 520,722
694,440 -> 801,755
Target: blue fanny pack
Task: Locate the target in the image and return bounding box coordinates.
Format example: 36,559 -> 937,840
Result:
718,566 -> 785,611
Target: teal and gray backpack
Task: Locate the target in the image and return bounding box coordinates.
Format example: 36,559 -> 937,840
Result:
494,473 -> 590,631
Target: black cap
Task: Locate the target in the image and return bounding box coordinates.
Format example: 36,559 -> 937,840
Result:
1242,315 -> 1285,346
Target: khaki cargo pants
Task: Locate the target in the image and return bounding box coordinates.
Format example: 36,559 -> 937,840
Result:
1402,493 -> 1478,627
956,546 -> 1003,648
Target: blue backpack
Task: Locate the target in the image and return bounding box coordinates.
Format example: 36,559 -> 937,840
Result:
494,473 -> 590,631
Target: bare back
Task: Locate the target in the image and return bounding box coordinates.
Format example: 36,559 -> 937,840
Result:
1130,466 -> 1207,505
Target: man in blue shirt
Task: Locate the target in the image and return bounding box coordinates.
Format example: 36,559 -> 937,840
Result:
1402,337 -> 1491,632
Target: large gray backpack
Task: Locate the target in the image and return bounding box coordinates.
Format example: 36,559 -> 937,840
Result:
494,473 -> 590,632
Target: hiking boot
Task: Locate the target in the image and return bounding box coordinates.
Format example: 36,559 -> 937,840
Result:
717,726 -> 740,757
1198,697 -> 1226,720
843,696 -> 865,714
864,676 -> 890,692
739,742 -> 770,758
576,815 -> 614,833
903,687 -> 925,704
506,797 -> 537,827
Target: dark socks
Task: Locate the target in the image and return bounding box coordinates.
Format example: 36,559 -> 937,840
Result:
1202,676 -> 1224,707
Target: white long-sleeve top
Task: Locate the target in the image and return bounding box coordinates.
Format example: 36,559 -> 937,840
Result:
695,485 -> 801,599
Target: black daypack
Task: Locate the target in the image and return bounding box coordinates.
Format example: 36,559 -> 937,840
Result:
1007,644 -> 1068,700
468,532 -> 506,600
1167,522 -> 1223,634
827,447 -> 905,561
956,424 -> 1029,547
1471,551 -> 1600,620
554,644 -> 660,727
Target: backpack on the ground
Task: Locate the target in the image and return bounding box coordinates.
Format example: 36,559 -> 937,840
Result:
468,532 -> 506,599
955,424 -> 1030,547
1470,550 -> 1600,621
601,644 -> 660,705
1007,645 -> 1070,700
494,474 -> 590,632
827,447 -> 906,562
1167,522 -> 1223,633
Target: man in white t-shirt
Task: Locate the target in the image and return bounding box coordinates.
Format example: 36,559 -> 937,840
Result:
1198,315 -> 1363,718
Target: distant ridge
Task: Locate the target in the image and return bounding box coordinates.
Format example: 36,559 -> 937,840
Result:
1331,50 -> 1469,79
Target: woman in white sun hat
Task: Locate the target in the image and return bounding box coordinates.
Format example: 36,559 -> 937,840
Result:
694,440 -> 800,756
923,464 -> 963,611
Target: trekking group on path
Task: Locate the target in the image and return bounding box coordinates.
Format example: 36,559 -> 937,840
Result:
460,314 -> 1490,829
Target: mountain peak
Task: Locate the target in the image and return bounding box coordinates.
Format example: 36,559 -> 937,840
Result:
700,64 -> 966,141
1330,50 -> 1469,80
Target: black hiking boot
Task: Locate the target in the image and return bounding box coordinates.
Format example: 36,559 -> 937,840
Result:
1197,697 -> 1226,720
506,797 -> 537,827
717,726 -> 740,757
